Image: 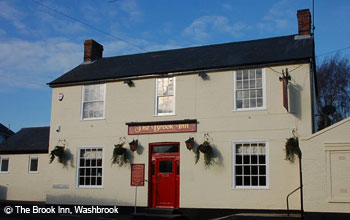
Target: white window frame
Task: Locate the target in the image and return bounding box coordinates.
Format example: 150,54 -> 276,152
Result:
81,84 -> 106,120
28,156 -> 39,173
0,157 -> 9,173
233,68 -> 266,111
76,146 -> 104,189
232,140 -> 269,189
155,77 -> 176,116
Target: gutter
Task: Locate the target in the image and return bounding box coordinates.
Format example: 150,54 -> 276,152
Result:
48,59 -> 312,88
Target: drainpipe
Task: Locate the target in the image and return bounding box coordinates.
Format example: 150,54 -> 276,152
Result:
299,153 -> 304,220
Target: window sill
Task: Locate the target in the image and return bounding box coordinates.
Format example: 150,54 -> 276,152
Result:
153,113 -> 176,117
233,107 -> 266,112
0,172 -> 9,174
81,117 -> 105,121
76,186 -> 104,189
232,186 -> 270,190
28,171 -> 39,174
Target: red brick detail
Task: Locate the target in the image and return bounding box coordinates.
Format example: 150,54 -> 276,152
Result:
84,39 -> 103,62
297,9 -> 311,35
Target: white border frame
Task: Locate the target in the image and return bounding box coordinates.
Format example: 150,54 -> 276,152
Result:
0,156 -> 9,173
154,76 -> 176,116
81,84 -> 107,121
232,140 -> 269,189
28,155 -> 39,174
233,68 -> 266,111
325,144 -> 350,203
76,146 -> 104,189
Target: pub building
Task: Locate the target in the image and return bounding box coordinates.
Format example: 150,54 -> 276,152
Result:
2,9 -> 350,219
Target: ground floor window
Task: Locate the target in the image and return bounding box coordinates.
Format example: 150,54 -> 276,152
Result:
77,147 -> 103,187
28,156 -> 39,173
232,141 -> 268,189
0,157 -> 9,173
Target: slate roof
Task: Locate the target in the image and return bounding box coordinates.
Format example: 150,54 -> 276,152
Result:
0,123 -> 14,137
48,35 -> 314,87
0,127 -> 50,154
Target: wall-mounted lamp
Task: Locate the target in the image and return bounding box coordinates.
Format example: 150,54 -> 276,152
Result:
56,125 -> 61,133
198,72 -> 210,80
124,79 -> 135,87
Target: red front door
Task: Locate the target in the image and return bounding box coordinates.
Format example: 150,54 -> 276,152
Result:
149,143 -> 180,208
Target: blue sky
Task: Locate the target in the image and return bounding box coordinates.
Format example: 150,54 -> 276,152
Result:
0,0 -> 349,132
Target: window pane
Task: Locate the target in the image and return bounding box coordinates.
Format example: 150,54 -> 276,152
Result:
243,99 -> 249,108
236,166 -> 242,175
153,145 -> 179,153
256,69 -> 262,78
85,177 -> 91,185
236,71 -> 243,80
91,177 -> 96,185
236,176 -> 242,186
92,168 -> 97,175
249,69 -> 255,79
79,177 -> 85,185
1,159 -> 9,172
237,81 -> 242,89
236,100 -> 242,108
159,160 -> 173,173
243,155 -> 250,164
30,158 -> 38,172
244,176 -> 250,186
237,91 -> 243,100
97,168 -> 102,176
97,177 -> 102,185
80,168 -> 85,176
168,78 -> 174,95
259,166 -> 266,175
250,90 -> 256,98
257,89 -> 263,98
259,155 -> 266,164
157,79 -> 164,95
259,176 -> 266,186
252,176 -> 258,186
250,99 -> 256,108
244,166 -> 250,175
243,80 -> 249,89
251,155 -> 258,164
251,165 -> 258,175
243,70 -> 249,80
236,155 -> 242,164
257,79 -> 262,88
250,80 -> 255,88
157,96 -> 174,113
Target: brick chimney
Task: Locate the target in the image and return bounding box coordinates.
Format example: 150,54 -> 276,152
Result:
297,9 -> 311,35
84,39 -> 103,62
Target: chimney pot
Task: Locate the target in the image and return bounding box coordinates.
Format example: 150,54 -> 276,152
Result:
84,39 -> 103,62
297,9 -> 311,35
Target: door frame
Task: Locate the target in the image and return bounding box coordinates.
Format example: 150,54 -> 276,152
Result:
148,142 -> 180,208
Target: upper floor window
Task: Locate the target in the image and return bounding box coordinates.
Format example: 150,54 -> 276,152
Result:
28,156 -> 39,173
234,69 -> 265,110
82,84 -> 105,120
156,77 -> 175,115
0,157 -> 9,173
